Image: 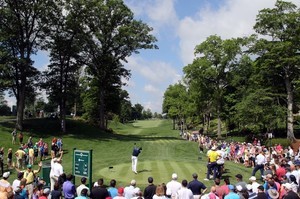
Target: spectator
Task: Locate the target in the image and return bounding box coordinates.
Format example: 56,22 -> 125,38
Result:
256,185 -> 267,199
77,177 -> 90,197
62,174 -> 76,199
204,146 -> 219,181
166,173 -> 181,199
108,179 -> 118,198
224,185 -> 239,199
246,184 -> 257,199
90,178 -> 110,199
124,179 -> 140,199
187,173 -> 207,199
153,185 -> 167,199
11,128 -> 17,145
15,162 -> 42,199
12,172 -> 24,192
248,176 -> 260,193
235,174 -> 247,191
176,179 -> 193,199
282,183 -> 300,199
213,178 -> 225,199
251,151 -> 266,181
0,172 -> 13,199
75,188 -> 88,199
113,187 -> 126,199
50,182 -> 62,199
143,177 -> 156,199
39,188 -> 50,199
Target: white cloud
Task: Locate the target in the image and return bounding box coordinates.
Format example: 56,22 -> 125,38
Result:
144,84 -> 159,93
126,56 -> 181,85
177,0 -> 300,65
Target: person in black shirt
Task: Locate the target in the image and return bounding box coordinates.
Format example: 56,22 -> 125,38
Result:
187,173 -> 207,199
131,143 -> 142,174
144,177 -> 156,199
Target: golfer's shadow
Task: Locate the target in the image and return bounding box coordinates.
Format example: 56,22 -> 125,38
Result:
137,169 -> 151,173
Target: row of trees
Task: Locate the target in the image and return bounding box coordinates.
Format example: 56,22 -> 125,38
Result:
163,0 -> 300,140
0,0 -> 158,132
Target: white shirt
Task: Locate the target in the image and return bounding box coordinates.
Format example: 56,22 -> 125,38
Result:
76,184 -> 90,197
255,154 -> 266,165
50,158 -> 56,177
166,180 -> 181,198
53,162 -> 63,177
124,185 -> 140,199
251,182 -> 260,193
176,187 -> 193,199
12,179 -> 20,192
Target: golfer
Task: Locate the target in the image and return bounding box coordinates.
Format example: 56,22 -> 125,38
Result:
132,143 -> 142,174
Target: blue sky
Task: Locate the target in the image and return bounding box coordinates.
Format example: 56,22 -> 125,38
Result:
5,0 -> 300,114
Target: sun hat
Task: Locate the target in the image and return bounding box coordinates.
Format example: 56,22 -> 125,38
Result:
267,189 -> 279,199
282,183 -> 292,190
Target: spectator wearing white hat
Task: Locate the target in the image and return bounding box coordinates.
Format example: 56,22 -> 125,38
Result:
39,187 -> 51,199
246,184 -> 257,199
282,183 -> 300,199
124,179 -> 140,199
0,172 -> 13,199
249,176 -> 260,193
166,173 -> 181,199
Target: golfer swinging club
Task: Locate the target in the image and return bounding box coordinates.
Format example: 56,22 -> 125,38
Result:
132,143 -> 142,174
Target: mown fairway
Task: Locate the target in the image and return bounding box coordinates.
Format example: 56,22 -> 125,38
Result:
0,118 -> 254,189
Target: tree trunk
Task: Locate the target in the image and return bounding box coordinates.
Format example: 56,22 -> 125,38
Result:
172,118 -> 175,130
16,86 -> 25,130
217,109 -> 222,138
60,99 -> 66,133
99,90 -> 105,129
285,76 -> 295,141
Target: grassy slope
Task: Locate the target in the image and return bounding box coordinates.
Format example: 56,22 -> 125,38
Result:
0,118 -> 256,190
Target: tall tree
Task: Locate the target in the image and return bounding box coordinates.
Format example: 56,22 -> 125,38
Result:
162,83 -> 188,130
42,0 -> 83,133
81,0 -> 157,129
252,0 -> 300,140
184,35 -> 242,138
0,0 -> 57,130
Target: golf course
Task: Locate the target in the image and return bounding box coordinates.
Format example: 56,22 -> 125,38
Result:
0,118 -> 254,189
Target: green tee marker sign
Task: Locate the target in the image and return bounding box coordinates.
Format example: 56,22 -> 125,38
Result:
73,150 -> 91,177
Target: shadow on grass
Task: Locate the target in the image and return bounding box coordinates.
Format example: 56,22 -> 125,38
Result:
0,118 -> 181,143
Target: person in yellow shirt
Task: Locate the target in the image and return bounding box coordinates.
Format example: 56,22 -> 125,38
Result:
204,146 -> 220,181
15,162 -> 42,199
28,148 -> 34,165
15,147 -> 26,169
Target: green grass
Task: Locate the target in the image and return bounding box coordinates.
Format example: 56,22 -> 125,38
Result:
0,118 -> 257,190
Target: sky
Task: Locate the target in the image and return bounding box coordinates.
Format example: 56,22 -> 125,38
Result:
5,0 -> 300,114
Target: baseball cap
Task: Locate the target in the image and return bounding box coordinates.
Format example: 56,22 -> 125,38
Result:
130,179 -> 136,185
27,164 -> 32,169
43,188 -> 50,195
118,187 -> 124,194
2,172 -> 10,178
249,176 -> 256,181
228,185 -> 235,190
172,173 -> 178,179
